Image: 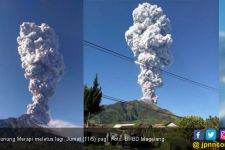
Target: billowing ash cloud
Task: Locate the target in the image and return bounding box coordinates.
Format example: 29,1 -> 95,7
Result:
17,22 -> 64,124
125,3 -> 172,104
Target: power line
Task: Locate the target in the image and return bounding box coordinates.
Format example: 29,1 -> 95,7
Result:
84,40 -> 135,63
102,94 -> 126,103
84,40 -> 218,92
102,94 -> 181,118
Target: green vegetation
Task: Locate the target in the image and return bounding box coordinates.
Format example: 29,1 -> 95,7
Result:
176,116 -> 205,129
176,115 -> 219,129
90,100 -> 179,126
84,128 -> 194,150
84,75 -> 103,128
90,100 -> 219,129
146,128 -> 193,150
205,115 -> 219,129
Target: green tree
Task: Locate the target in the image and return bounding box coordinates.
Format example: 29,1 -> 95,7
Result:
84,75 -> 103,128
205,115 -> 219,129
176,116 -> 205,129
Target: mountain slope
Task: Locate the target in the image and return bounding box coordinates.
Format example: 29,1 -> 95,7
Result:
0,117 -> 18,128
0,114 -> 45,128
90,100 -> 179,125
0,115 -> 83,150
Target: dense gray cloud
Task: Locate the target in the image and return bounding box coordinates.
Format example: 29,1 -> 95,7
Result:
17,22 -> 64,124
125,3 -> 172,104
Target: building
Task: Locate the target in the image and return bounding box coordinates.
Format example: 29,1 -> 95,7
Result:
113,124 -> 135,128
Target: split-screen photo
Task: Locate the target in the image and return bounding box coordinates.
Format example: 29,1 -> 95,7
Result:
0,0 -> 224,149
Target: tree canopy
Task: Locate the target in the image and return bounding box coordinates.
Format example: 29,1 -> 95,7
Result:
176,115 -> 219,129
176,116 -> 205,129
84,75 -> 103,127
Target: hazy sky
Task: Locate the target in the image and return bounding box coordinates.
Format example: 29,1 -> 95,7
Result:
84,0 -> 218,118
0,0 -> 83,126
220,0 -> 225,32
219,0 -> 225,125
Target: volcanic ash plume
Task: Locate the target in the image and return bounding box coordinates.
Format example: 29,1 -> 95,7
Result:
125,3 -> 172,104
17,22 -> 64,124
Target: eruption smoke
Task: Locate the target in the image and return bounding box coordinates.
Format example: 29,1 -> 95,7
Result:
17,22 -> 64,124
125,3 -> 172,104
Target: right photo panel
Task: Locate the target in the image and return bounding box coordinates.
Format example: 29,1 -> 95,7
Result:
84,0 -> 219,149
220,0 -> 225,128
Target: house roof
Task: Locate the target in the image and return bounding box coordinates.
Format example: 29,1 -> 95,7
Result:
166,122 -> 178,127
113,124 -> 135,128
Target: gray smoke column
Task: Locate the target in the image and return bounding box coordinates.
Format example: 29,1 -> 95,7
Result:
125,3 -> 172,104
17,22 -> 64,124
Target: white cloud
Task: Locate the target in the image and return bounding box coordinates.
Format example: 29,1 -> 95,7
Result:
220,31 -> 225,128
220,101 -> 225,127
221,76 -> 225,83
220,31 -> 225,38
47,119 -> 81,128
220,31 -> 225,49
46,119 -> 83,138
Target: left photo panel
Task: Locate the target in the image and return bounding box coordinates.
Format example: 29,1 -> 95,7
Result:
0,0 -> 83,129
